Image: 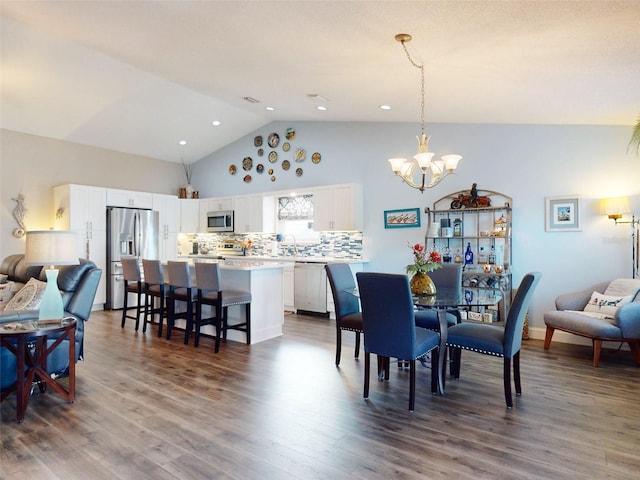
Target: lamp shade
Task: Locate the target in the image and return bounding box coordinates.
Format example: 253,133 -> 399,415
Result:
601,197 -> 631,219
25,230 -> 79,266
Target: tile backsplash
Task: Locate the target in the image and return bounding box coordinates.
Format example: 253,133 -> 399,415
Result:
179,231 -> 363,259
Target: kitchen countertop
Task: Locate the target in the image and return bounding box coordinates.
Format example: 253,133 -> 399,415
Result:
176,256 -> 289,271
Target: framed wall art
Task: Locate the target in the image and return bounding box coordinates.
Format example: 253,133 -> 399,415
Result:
384,208 -> 421,229
545,195 -> 581,232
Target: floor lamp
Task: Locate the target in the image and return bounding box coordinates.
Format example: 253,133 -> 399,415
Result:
603,197 -> 639,279
25,230 -> 79,320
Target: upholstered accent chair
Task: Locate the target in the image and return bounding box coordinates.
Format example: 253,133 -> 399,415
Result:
543,278 -> 640,367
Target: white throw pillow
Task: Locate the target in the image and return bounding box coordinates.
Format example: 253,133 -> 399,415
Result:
0,281 -> 18,311
4,277 -> 48,311
583,291 -> 633,318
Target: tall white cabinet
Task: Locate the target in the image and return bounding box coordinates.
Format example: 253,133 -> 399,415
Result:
152,194 -> 180,262
53,184 -> 107,306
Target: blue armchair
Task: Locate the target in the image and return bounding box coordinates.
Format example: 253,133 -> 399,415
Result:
1,254 -> 102,391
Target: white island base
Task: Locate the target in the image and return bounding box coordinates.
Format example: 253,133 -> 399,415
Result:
168,260 -> 284,346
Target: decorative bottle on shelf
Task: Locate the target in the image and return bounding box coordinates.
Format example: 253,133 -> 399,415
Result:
488,246 -> 496,265
464,242 -> 474,266
454,249 -> 463,264
443,247 -> 451,263
478,246 -> 487,264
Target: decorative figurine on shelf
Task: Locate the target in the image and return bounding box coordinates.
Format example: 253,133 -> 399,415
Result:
450,183 -> 492,209
241,239 -> 253,256
493,215 -> 507,236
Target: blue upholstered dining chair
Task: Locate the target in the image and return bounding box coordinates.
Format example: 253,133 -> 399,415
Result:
356,272 -> 445,411
325,262 -> 363,366
446,272 -> 541,409
414,263 -> 463,330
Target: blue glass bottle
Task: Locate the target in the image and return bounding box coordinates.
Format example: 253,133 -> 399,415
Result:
464,242 -> 474,266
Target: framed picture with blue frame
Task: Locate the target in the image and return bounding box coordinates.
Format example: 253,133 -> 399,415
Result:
384,208 -> 421,229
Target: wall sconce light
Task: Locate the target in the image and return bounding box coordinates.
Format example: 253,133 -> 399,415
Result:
602,197 -> 638,279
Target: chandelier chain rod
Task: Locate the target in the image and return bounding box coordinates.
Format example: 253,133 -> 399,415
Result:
400,41 -> 425,137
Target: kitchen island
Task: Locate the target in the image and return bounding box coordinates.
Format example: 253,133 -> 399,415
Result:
170,258 -> 285,345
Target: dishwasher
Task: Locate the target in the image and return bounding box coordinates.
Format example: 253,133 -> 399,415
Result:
294,261 -> 329,316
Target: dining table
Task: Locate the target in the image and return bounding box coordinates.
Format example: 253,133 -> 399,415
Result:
347,286 -> 503,395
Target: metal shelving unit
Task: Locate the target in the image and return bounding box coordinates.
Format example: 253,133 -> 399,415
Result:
425,189 -> 512,322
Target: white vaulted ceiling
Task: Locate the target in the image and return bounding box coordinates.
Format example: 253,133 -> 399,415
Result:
2,0 -> 639,163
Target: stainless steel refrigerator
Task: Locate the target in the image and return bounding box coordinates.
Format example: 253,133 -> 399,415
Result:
106,207 -> 159,309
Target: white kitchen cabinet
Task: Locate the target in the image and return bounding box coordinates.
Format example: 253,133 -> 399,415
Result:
106,188 -> 153,209
283,263 -> 295,311
180,199 -> 200,232
152,194 -> 180,262
234,194 -> 275,233
313,183 -> 363,231
52,184 -> 107,306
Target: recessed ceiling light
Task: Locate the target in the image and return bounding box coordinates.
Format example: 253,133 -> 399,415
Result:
380,105 -> 392,110
316,106 -> 327,111
179,140 -> 187,146
265,106 -> 275,111
212,120 -> 221,126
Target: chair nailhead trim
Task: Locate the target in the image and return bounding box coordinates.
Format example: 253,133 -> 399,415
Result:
446,343 -> 504,358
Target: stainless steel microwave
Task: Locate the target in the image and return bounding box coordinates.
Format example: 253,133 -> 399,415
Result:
207,210 -> 234,232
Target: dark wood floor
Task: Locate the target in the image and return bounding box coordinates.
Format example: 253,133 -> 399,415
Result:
1,310 -> 639,479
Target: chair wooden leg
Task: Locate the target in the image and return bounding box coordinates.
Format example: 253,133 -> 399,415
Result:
544,325 -> 555,350
592,339 -> 602,367
409,360 -> 416,412
194,295 -> 202,347
451,347 -> 462,379
134,289 -> 142,331
504,357 -> 513,409
245,303 -> 251,345
121,289 -> 128,328
364,352 -> 370,399
513,351 -> 522,396
629,340 -> 640,365
142,293 -> 150,333
384,357 -> 390,381
430,347 -> 439,394
183,298 -> 194,345
166,293 -> 175,340
335,327 -> 342,366
157,294 -> 164,338
354,332 -> 361,359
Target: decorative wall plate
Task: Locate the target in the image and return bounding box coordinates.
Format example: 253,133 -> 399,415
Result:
295,148 -> 305,162
282,142 -> 290,152
243,175 -> 252,183
312,152 -> 321,164
256,164 -> 264,174
282,160 -> 290,171
296,168 -> 303,177
271,175 -> 276,182
242,156 -> 253,171
229,165 -> 237,175
268,168 -> 274,175
268,151 -> 278,163
268,133 -> 280,148
257,148 -> 264,156
254,136 -> 263,147
285,128 -> 295,140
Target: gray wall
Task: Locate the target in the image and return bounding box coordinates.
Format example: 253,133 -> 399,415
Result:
2,121 -> 639,343
0,129 -> 183,255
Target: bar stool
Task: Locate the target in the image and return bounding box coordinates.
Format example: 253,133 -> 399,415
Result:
166,261 -> 197,344
194,261 -> 252,352
141,259 -> 168,337
121,257 -> 145,331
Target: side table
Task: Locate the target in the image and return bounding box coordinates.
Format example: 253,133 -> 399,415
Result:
0,317 -> 77,423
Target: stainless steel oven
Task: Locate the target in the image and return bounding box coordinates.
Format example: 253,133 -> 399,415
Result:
207,210 -> 234,233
